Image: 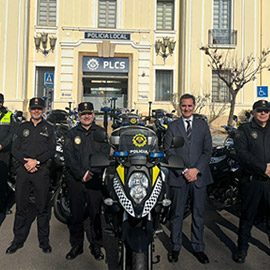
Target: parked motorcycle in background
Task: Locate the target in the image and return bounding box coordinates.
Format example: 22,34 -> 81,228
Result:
208,136 -> 239,208
46,109 -> 73,224
152,109 -> 176,149
13,110 -> 26,123
111,109 -> 143,130
91,126 -> 185,270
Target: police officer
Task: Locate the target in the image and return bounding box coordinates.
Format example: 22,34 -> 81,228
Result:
0,93 -> 15,226
64,102 -> 110,261
6,97 -> 55,254
233,100 -> 270,263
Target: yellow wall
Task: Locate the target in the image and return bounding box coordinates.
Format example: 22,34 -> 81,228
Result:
1,0 -> 270,125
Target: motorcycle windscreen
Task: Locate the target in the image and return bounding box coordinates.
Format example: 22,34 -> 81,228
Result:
117,127 -> 159,153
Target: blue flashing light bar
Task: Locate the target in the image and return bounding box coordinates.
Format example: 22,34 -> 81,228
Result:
149,152 -> 165,158
114,151 -> 129,157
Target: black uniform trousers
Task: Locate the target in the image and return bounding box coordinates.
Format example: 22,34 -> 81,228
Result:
0,151 -> 10,226
67,178 -> 103,248
238,176 -> 270,251
0,151 -> 9,214
13,165 -> 51,246
170,182 -> 207,252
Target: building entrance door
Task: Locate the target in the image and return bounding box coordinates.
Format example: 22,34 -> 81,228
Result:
82,75 -> 128,111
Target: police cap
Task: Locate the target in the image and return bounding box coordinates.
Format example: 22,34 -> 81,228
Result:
252,100 -> 270,111
29,97 -> 45,109
78,102 -> 94,113
0,93 -> 4,103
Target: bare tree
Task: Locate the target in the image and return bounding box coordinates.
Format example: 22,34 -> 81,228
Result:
195,94 -> 228,125
200,46 -> 270,126
170,92 -> 181,115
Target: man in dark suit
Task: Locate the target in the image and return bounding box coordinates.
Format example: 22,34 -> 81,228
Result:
164,94 -> 213,264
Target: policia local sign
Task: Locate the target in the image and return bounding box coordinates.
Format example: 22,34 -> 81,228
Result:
85,32 -> 130,40
83,57 -> 129,73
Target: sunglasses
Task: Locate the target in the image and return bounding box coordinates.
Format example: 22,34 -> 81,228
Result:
256,108 -> 270,113
80,112 -> 93,116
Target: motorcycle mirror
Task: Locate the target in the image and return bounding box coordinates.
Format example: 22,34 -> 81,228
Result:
162,136 -> 184,152
160,154 -> 185,169
171,136 -> 184,148
90,153 -> 110,168
93,130 -> 107,143
144,116 -> 151,121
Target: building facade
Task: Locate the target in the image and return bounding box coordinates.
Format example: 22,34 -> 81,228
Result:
1,0 -> 270,125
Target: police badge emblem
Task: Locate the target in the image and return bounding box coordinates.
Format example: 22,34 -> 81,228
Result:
74,136 -> 81,144
129,118 -> 137,124
251,131 -> 258,139
132,134 -> 147,147
23,129 -> 30,137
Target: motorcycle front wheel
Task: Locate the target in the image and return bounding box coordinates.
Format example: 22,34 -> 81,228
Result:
53,185 -> 71,224
131,252 -> 148,270
121,242 -> 152,270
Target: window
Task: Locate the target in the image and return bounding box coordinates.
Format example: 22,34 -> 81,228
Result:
212,70 -> 231,103
98,0 -> 117,28
37,0 -> 57,26
35,67 -> 54,109
156,0 -> 174,30
155,70 -> 173,101
213,0 -> 232,44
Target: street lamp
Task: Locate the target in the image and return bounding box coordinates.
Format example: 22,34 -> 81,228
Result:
34,33 -> 57,56
155,37 -> 176,61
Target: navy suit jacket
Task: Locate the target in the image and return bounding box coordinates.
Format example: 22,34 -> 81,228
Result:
164,116 -> 213,188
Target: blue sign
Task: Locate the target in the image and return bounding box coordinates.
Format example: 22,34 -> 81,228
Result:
83,57 -> 129,73
85,32 -> 130,40
257,86 -> 268,97
44,73 -> 54,87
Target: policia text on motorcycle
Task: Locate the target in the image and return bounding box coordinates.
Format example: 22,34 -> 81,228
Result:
0,93 -> 15,227
6,97 -> 56,255
63,102 -> 110,261
233,100 -> 270,263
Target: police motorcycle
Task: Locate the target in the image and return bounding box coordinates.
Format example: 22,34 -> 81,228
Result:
91,125 -> 185,270
46,109 -> 73,224
152,109 -> 176,149
111,108 -> 142,130
208,137 -> 240,207
13,110 -> 26,123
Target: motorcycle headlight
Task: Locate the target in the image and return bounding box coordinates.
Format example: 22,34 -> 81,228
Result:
128,172 -> 149,204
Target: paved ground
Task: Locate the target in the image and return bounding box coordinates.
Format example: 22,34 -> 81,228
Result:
0,199 -> 269,270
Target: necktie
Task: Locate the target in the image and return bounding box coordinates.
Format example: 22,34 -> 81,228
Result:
186,120 -> 192,141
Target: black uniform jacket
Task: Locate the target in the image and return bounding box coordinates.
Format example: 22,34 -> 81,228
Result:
0,107 -> 15,152
12,118 -> 56,165
64,122 -> 110,186
234,119 -> 270,179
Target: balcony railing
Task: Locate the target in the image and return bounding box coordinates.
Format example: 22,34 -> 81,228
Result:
208,29 -> 237,47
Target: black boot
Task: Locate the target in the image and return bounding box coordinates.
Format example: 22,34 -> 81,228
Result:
233,248 -> 247,263
90,245 -> 104,261
66,245 -> 83,260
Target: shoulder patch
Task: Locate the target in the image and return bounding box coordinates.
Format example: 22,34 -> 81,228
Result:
250,131 -> 258,139
23,129 -> 30,137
